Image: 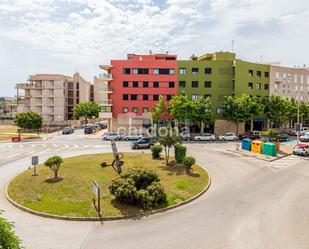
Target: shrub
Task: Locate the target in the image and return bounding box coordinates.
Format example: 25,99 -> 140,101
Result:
182,156 -> 196,173
174,144 -> 187,163
151,145 -> 163,159
0,211 -> 22,249
44,156 -> 63,178
109,169 -> 166,209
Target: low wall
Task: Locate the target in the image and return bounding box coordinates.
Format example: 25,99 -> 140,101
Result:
214,119 -> 245,135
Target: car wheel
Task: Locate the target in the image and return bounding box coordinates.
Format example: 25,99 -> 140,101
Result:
134,145 -> 139,149
103,137 -> 107,141
197,138 -> 201,141
221,138 -> 225,141
210,138 -> 214,141
233,138 -> 237,141
126,137 -> 129,141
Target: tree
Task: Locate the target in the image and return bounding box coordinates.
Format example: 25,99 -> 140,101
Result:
44,156 -> 63,179
263,96 -> 289,128
0,211 -> 22,249
158,127 -> 182,166
169,95 -> 193,123
151,96 -> 170,122
14,111 -> 43,130
73,102 -> 100,124
191,96 -> 214,132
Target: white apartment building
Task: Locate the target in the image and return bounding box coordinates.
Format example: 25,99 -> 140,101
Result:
270,64 -> 309,103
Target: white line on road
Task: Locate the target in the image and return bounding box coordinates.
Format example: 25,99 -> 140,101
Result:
6,152 -> 22,159
37,149 -> 51,155
24,150 -> 38,156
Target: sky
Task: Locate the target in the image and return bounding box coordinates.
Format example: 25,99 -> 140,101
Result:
0,0 -> 309,96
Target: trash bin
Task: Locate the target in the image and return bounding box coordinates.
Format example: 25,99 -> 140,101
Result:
262,142 -> 277,156
273,141 -> 280,152
251,140 -> 264,154
242,138 -> 252,151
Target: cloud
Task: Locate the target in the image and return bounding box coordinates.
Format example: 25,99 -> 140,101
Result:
0,0 -> 309,96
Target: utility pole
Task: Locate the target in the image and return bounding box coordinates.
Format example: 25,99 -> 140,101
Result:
297,100 -> 300,144
231,40 -> 235,53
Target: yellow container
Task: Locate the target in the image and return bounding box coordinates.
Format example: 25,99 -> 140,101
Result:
251,140 -> 264,154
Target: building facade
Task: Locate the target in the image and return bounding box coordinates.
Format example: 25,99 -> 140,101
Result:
269,65 -> 309,103
101,53 -> 178,129
16,73 -> 91,123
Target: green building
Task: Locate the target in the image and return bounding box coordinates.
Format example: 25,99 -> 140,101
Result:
177,52 -> 270,131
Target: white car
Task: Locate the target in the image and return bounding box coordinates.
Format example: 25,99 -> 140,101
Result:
194,133 -> 216,141
219,133 -> 238,141
102,132 -> 122,141
124,132 -> 144,140
300,132 -> 309,142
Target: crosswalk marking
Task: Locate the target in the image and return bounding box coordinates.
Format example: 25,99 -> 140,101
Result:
6,152 -> 21,158
262,155 -> 302,172
24,150 -> 38,156
37,149 -> 51,155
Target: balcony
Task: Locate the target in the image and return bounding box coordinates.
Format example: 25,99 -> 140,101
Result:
99,87 -> 114,93
99,100 -> 113,106
98,73 -> 113,81
16,83 -> 42,89
99,65 -> 113,71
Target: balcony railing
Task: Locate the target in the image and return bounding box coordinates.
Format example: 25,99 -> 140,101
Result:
98,73 -> 113,80
99,100 -> 113,106
16,83 -> 42,89
99,87 -> 113,93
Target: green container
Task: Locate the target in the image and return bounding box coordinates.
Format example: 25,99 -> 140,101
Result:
262,142 -> 277,156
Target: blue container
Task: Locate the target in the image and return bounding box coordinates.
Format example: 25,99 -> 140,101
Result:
242,138 -> 252,151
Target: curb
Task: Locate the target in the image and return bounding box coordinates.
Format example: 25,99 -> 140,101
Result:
5,173 -> 211,222
227,149 -> 292,162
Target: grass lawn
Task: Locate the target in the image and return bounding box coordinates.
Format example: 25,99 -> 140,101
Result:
8,153 -> 209,218
0,125 -> 40,141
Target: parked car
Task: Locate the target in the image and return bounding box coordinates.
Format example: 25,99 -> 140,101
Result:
194,133 -> 216,141
219,133 -> 238,141
239,131 -> 260,140
180,131 -> 191,141
96,123 -> 107,129
102,132 -> 122,140
301,127 -> 309,135
131,137 -> 154,149
289,130 -> 298,136
300,132 -> 309,142
271,133 -> 289,142
293,143 -> 309,156
62,127 -> 74,135
84,126 -> 95,134
124,132 -> 144,140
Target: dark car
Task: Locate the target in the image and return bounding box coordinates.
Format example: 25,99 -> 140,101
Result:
96,123 -> 107,129
62,127 -> 74,135
84,126 -> 95,134
239,131 -> 260,140
271,133 -> 289,142
131,137 -> 155,149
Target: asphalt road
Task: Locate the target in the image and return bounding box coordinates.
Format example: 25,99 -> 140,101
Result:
0,130 -> 308,249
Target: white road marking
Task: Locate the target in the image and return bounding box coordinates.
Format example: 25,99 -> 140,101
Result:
37,149 -> 51,155
24,150 -> 38,156
52,144 -> 59,147
6,152 -> 22,159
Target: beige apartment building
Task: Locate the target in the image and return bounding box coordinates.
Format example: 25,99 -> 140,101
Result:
269,64 -> 309,103
16,72 -> 91,123
93,65 -> 113,128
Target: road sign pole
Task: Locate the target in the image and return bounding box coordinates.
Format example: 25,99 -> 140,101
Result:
32,156 -> 39,176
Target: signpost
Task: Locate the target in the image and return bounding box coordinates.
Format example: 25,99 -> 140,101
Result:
31,156 -> 39,176
295,123 -> 302,144
92,180 -> 101,214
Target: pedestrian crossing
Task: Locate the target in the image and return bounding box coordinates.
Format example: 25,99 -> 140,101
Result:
262,155 -> 304,172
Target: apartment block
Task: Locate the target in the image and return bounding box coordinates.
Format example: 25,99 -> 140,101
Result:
16,73 -> 90,123
269,64 -> 309,103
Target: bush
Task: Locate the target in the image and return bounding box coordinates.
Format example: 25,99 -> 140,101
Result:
151,145 -> 163,159
174,144 -> 187,163
44,156 -> 63,179
182,156 -> 196,173
0,211 -> 22,249
109,169 -> 167,209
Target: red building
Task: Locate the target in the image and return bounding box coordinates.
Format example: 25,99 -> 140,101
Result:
103,53 -> 178,129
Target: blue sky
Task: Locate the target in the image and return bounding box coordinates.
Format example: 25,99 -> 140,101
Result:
0,0 -> 309,96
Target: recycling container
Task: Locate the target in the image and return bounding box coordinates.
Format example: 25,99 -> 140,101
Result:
242,138 -> 252,151
251,140 -> 264,154
262,142 -> 277,156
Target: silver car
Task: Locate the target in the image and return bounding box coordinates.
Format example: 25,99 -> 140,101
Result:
124,132 -> 144,140
102,132 -> 122,141
218,133 -> 238,141
194,133 -> 216,141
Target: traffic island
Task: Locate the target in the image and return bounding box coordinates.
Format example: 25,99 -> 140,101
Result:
6,153 -> 210,220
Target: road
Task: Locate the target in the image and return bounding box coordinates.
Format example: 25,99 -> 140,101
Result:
0,130 -> 309,249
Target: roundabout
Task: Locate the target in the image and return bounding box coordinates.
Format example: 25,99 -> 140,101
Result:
6,153 -> 209,220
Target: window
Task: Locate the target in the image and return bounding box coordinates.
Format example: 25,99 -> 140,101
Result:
204,94 -> 211,99
204,81 -> 211,88
191,94 -> 198,100
123,94 -> 129,100
167,95 -> 173,101
131,94 -> 138,100
133,69 -> 138,74
123,81 -> 129,87
153,95 -> 159,101
153,82 -> 159,88
153,69 -> 159,75
264,84 -> 269,90
132,107 -> 138,113
264,72 -> 269,78
179,81 -> 186,88
216,107 -> 223,114
192,68 -> 199,75
133,81 -> 138,88
256,83 -> 261,90
123,107 -> 128,113
68,90 -> 74,97
249,69 -> 254,76
248,82 -> 253,89
257,71 -> 262,77
192,81 -> 199,88
169,69 -> 175,75
76,83 -> 79,90
153,68 -> 174,75
169,82 -> 175,88
143,81 -> 149,88
123,68 -> 130,74
137,68 -> 149,74
143,94 -> 148,101
68,82 -> 74,89
205,68 -> 212,75
68,98 -> 73,105
143,108 -> 148,113
179,68 -> 186,75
